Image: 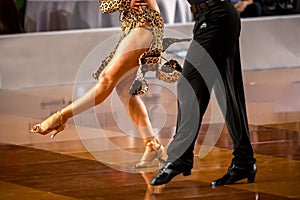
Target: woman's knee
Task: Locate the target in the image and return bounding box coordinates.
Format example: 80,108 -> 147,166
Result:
116,81 -> 131,100
97,73 -> 117,90
115,72 -> 136,99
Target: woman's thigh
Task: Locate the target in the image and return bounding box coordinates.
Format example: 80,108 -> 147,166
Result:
99,27 -> 153,84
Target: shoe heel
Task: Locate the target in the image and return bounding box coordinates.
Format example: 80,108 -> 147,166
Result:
183,170 -> 191,176
247,171 -> 256,183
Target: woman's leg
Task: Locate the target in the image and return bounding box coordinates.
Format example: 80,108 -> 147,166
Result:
61,50 -> 148,119
115,72 -> 151,133
31,28 -> 154,137
62,27 -> 154,121
116,65 -> 164,168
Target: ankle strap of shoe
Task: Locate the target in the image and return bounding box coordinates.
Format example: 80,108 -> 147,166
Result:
146,138 -> 161,151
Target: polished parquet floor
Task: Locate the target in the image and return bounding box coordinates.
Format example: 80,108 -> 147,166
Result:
1,67 -> 300,199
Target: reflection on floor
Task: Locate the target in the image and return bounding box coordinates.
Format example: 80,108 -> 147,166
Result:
0,67 -> 300,199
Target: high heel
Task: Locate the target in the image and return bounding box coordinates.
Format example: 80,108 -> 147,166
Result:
150,162 -> 192,186
30,111 -> 67,137
247,168 -> 257,183
211,163 -> 257,186
135,139 -> 165,168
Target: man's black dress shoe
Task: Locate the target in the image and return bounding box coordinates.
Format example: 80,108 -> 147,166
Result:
212,163 -> 257,186
150,162 -> 191,186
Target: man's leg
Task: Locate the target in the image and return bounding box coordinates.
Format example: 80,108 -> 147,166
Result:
212,40 -> 256,186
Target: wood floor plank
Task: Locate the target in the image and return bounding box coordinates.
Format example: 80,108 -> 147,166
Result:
0,180 -> 80,200
1,143 -> 299,199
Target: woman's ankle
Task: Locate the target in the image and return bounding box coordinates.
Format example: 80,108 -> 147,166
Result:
144,137 -> 161,151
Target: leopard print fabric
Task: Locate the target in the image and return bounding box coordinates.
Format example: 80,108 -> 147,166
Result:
93,0 -> 185,95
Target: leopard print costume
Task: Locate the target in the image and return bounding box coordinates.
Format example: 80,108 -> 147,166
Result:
93,0 -> 188,95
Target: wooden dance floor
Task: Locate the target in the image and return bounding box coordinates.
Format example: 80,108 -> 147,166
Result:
1,68 -> 300,199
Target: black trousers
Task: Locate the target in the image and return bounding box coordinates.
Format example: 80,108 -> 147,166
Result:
167,0 -> 255,168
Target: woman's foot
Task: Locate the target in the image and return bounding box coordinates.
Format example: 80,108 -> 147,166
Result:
135,138 -> 165,168
30,111 -> 67,138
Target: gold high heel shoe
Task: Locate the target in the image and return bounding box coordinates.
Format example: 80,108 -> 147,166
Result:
135,138 -> 165,168
30,111 -> 67,138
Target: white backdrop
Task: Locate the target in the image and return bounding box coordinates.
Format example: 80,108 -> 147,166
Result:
1,15 -> 300,89
25,0 -> 193,32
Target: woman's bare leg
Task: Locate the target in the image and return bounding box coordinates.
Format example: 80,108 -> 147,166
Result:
60,50 -> 147,120
31,28 -> 154,136
31,27 -> 164,167
116,72 -> 153,140
116,66 -> 164,168
61,27 -> 154,117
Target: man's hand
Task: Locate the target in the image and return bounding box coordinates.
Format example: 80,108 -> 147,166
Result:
130,0 -> 149,10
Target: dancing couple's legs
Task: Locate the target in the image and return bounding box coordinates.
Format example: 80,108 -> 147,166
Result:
31,27 -> 164,167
